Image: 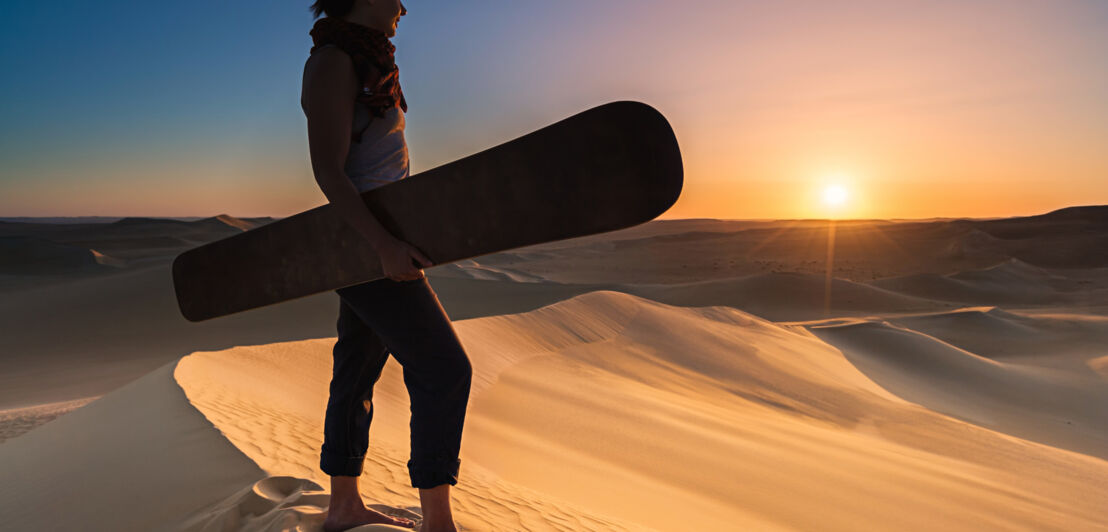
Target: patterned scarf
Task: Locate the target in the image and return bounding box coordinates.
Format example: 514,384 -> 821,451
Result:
309,17 -> 408,143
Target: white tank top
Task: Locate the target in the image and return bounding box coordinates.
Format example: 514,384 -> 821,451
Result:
312,44 -> 410,193
345,104 -> 410,193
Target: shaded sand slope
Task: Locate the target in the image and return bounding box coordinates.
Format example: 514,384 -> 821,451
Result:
0,396 -> 98,443
808,318 -> 1108,461
0,263 -> 338,409
0,236 -> 121,274
888,307 -> 1108,369
0,361 -> 265,531
626,271 -> 947,321
175,292 -> 1107,531
0,260 -> 601,410
872,258 -> 1102,305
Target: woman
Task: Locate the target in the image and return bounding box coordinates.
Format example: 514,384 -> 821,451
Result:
301,1 -> 472,531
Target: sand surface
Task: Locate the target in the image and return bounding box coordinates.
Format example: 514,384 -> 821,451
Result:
2,210 -> 1108,530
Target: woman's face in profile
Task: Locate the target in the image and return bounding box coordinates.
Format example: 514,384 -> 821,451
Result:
370,0 -> 407,37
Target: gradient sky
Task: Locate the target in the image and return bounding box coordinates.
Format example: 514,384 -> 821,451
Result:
2,0 -> 1107,219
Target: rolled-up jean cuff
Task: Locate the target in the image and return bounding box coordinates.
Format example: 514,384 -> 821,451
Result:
321,449 -> 366,477
408,459 -> 461,489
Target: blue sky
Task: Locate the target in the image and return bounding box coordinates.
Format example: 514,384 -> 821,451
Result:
3,1 -> 1107,218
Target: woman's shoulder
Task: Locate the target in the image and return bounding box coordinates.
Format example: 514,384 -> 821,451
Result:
305,44 -> 352,73
301,46 -> 362,112
307,44 -> 383,79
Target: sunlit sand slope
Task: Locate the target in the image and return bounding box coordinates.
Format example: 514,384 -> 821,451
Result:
174,292 -> 1108,531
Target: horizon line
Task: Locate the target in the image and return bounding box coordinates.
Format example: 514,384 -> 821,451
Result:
4,204 -> 1105,225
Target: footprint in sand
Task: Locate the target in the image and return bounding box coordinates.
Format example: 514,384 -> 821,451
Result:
178,475 -> 422,532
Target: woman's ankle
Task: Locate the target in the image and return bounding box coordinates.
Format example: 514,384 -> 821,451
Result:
329,475 -> 365,510
328,496 -> 365,511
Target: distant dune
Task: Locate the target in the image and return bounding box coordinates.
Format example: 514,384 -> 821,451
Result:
0,236 -> 118,274
0,214 -> 275,270
872,258 -> 1098,305
627,271 -> 944,321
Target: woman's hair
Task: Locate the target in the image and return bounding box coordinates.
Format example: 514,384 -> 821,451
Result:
310,0 -> 355,18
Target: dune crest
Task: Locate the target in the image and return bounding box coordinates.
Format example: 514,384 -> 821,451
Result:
174,331 -> 642,531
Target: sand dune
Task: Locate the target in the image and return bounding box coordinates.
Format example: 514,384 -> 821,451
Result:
0,215 -> 272,269
626,271 -> 946,321
0,235 -> 117,274
4,292 -> 1095,530
937,228 -> 1008,262
4,213 -> 1108,530
808,316 -> 1108,460
180,292 -> 1107,530
433,259 -> 552,283
1091,355 -> 1108,379
0,361 -> 266,531
111,214 -> 272,233
458,293 -> 1108,530
889,307 -> 1052,358
871,258 -> 1097,305
450,206 -> 1108,285
0,396 -> 98,443
188,214 -> 273,233
888,307 -> 1108,365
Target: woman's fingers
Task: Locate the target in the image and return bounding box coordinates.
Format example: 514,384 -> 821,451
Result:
406,243 -> 433,267
389,264 -> 424,282
382,240 -> 430,281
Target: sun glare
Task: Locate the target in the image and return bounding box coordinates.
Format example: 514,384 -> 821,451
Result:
822,184 -> 849,207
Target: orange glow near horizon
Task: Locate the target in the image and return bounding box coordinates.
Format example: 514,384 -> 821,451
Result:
3,2 -> 1107,220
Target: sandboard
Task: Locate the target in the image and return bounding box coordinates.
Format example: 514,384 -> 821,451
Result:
173,101 -> 683,321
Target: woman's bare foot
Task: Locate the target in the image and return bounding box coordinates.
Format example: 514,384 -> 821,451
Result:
325,475 -> 416,531
324,503 -> 416,531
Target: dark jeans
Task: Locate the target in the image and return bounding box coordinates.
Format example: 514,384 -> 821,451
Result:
321,276 -> 472,489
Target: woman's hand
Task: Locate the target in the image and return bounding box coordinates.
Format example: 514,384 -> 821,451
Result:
377,237 -> 432,281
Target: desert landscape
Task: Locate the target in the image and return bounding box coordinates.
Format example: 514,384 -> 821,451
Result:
1,207 -> 1107,530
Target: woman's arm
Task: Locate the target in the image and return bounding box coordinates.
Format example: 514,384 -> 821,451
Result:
301,48 -> 396,252
301,48 -> 430,280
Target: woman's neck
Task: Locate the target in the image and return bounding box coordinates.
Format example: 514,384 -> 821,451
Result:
341,6 -> 393,37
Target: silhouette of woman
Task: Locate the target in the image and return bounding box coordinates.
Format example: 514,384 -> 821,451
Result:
301,2 -> 471,531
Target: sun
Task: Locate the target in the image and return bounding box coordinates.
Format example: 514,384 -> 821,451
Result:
822,184 -> 849,207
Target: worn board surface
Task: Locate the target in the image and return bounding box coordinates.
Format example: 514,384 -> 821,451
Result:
173,101 -> 683,321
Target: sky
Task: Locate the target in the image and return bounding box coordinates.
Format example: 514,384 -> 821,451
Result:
2,0 -> 1107,220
